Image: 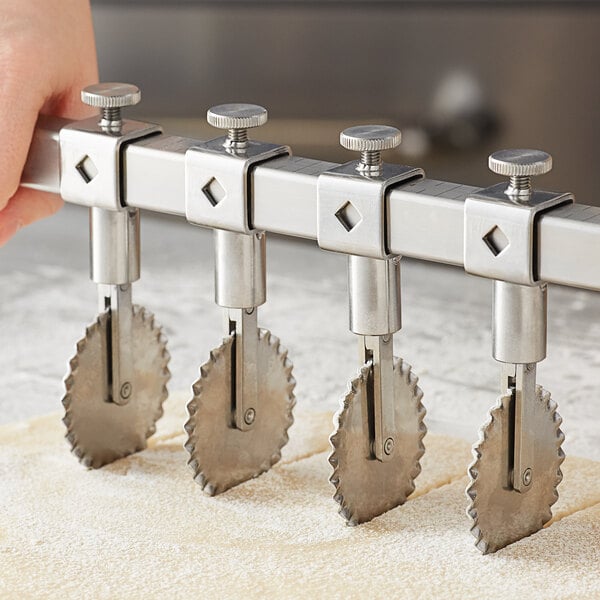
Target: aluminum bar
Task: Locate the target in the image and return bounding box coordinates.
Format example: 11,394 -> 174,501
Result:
20,116 -> 600,292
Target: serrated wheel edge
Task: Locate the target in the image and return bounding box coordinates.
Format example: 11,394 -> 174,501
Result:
465,386 -> 565,554
183,328 -> 296,495
62,305 -> 171,468
328,357 -> 427,525
136,305 -> 172,438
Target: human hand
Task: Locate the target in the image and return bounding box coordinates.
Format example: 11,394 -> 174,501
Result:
0,0 -> 98,245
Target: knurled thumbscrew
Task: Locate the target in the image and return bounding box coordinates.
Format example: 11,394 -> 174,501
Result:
340,125 -> 402,175
489,149 -> 552,198
207,103 -> 268,150
81,82 -> 141,132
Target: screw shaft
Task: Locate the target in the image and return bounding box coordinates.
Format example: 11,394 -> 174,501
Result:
228,128 -> 248,143
102,107 -> 122,123
357,150 -> 383,175
360,150 -> 382,167
99,107 -> 123,133
507,175 -> 532,197
224,128 -> 249,151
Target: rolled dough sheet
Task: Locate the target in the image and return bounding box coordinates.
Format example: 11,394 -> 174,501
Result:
0,392 -> 598,599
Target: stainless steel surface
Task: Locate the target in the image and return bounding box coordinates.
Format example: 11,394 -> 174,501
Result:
99,283 -> 135,407
59,117 -> 161,210
185,101 -> 289,233
197,103 -> 291,436
21,116 -> 68,193
22,119 -> 600,291
489,149 -> 552,177
122,133 -> 196,216
318,161 -> 423,259
538,203 -> 600,290
318,123 -> 422,258
464,182 -> 572,286
226,308 -> 259,432
90,205 -> 142,409
489,149 -> 553,198
184,331 -> 295,495
360,335 -> 397,463
493,281 -> 547,364
487,241 -> 551,504
185,137 -> 289,234
81,82 -> 141,109
340,125 -> 402,153
466,387 -> 565,554
252,155 -> 333,238
340,125 -> 401,174
501,363 -> 538,494
477,211 -> 554,525
81,82 -> 142,131
385,177 -> 471,265
328,358 -> 426,525
474,150 -> 561,516
349,256 -> 401,336
90,207 -> 140,284
207,103 -> 268,145
215,229 -> 266,308
340,155 -> 405,462
62,305 -> 170,468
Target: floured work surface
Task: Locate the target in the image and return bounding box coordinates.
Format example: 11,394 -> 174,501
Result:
0,392 -> 599,599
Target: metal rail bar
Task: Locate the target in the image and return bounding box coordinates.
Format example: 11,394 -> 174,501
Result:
21,116 -> 600,292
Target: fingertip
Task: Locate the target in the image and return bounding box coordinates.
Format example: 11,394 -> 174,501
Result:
0,188 -> 63,245
0,218 -> 21,247
11,188 -> 63,225
43,193 -> 64,218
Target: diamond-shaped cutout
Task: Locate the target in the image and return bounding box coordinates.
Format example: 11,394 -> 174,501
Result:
202,177 -> 226,207
335,201 -> 362,232
75,155 -> 98,184
483,225 -> 509,256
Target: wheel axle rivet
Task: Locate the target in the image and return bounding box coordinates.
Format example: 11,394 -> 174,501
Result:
522,467 -> 533,486
120,381 -> 132,400
244,408 -> 256,426
384,437 -> 395,456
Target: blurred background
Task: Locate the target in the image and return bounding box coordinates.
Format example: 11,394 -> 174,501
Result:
92,0 -> 600,202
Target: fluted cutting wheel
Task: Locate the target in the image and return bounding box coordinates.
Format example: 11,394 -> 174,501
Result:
328,357 -> 426,525
466,386 -> 565,554
62,306 -> 170,469
184,329 -> 296,496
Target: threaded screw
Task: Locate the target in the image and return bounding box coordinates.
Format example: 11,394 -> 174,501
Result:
207,103 -> 268,151
81,83 -> 141,132
489,149 -> 552,199
340,125 -> 402,176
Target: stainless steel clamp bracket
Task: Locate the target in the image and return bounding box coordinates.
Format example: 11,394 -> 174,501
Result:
464,182 -> 573,285
318,125 -> 423,463
317,161 -> 423,259
186,104 -> 288,432
60,117 -> 161,211
185,138 -> 290,233
466,149 -> 573,498
65,83 -> 159,407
